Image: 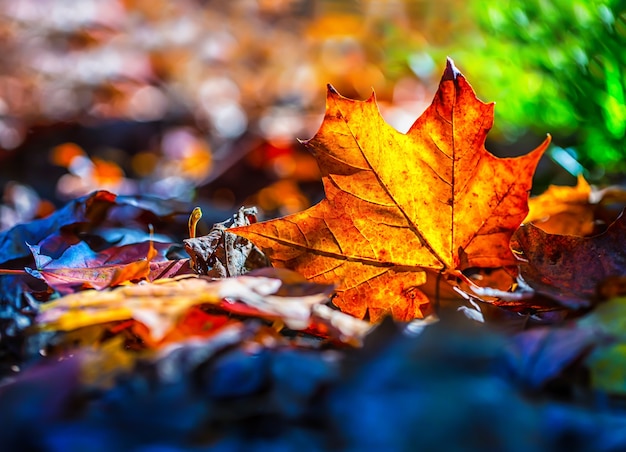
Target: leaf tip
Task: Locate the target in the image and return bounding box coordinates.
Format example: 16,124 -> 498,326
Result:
327,83 -> 339,95
442,57 -> 461,82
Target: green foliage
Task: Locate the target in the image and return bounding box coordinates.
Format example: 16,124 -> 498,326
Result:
579,296 -> 626,394
462,0 -> 626,176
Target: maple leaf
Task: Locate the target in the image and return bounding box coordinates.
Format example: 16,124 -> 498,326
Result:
231,59 -> 550,322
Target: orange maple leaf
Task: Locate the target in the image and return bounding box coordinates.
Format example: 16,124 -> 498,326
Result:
231,59 -> 550,322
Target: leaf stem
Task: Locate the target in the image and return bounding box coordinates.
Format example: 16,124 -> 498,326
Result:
0,269 -> 27,275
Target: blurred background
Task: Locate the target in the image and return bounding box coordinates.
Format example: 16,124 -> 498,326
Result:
0,0 -> 624,233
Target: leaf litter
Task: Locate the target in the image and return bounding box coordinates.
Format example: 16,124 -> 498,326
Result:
2,59 -> 626,450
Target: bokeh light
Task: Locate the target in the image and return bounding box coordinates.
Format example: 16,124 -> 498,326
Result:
0,0 -> 624,231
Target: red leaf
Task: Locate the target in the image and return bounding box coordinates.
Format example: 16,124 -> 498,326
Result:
28,240 -> 160,293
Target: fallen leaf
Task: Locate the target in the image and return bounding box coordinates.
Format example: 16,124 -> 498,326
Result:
0,190 -> 187,267
525,175 -> 594,235
0,191 -> 117,266
509,326 -> 597,389
184,206 -> 269,277
514,212 -> 626,308
525,175 -> 626,236
26,240 -> 159,294
231,59 -> 549,321
125,307 -> 237,348
0,190 -> 189,338
36,273 -> 335,342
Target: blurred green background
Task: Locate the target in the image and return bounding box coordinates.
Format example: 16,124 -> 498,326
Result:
462,0 -> 626,179
0,0 -> 624,231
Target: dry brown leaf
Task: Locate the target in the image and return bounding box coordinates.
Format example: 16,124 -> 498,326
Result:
231,59 -> 549,321
514,212 -> 626,308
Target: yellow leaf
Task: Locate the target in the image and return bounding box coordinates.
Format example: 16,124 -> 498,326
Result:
37,273 -> 333,342
525,174 -> 593,235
